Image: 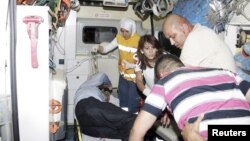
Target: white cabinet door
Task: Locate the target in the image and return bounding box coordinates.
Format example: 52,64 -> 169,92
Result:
16,6 -> 50,141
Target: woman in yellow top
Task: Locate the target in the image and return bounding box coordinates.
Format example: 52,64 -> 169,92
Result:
92,17 -> 142,113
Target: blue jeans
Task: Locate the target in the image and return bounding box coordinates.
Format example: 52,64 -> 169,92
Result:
118,75 -> 142,113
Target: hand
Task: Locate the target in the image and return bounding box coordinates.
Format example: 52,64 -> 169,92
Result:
91,44 -> 99,53
121,59 -> 136,69
160,112 -> 170,127
143,88 -> 151,96
181,114 -> 205,141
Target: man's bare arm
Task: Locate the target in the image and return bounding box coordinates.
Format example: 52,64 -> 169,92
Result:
129,110 -> 157,141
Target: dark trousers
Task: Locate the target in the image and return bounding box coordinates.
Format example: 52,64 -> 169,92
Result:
118,75 -> 142,113
75,97 -> 137,141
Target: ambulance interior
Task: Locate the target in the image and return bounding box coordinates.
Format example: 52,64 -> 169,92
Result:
1,0 -> 250,141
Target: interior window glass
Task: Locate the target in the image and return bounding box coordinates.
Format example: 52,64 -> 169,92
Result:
82,26 -> 117,44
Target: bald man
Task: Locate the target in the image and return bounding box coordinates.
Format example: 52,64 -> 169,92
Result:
162,13 -> 236,73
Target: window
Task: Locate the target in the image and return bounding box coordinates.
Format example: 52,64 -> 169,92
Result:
82,26 -> 118,44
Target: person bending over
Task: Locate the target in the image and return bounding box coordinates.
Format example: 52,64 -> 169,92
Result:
162,13 -> 236,72
129,54 -> 250,141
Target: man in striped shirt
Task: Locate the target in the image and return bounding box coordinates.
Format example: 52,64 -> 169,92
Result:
129,54 -> 250,141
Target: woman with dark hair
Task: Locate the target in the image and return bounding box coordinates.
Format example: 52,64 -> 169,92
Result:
135,34 -> 168,96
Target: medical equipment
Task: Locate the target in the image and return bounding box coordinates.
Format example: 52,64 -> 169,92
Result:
133,0 -> 174,19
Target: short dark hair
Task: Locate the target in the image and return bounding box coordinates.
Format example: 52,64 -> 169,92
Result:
155,54 -> 184,79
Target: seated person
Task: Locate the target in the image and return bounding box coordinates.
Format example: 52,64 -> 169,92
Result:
129,54 -> 250,141
74,72 -> 136,141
